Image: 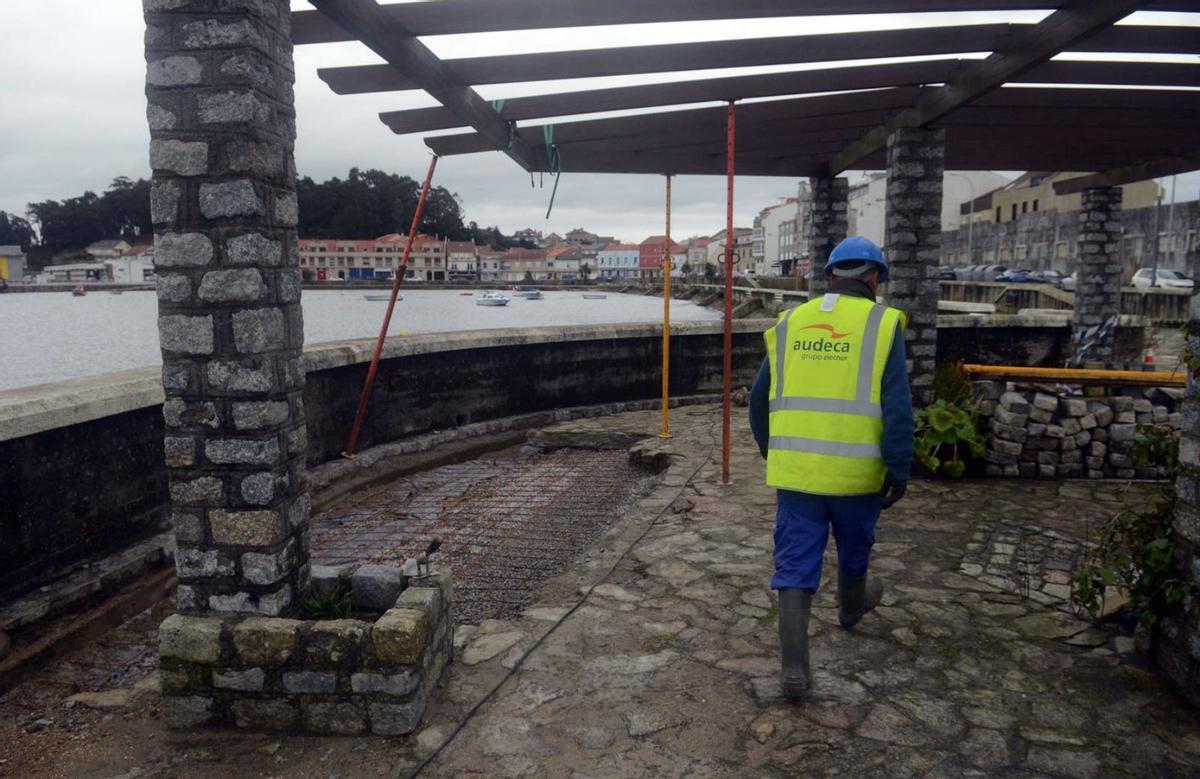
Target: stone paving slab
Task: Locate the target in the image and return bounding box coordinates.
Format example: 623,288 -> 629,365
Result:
401,407 -> 1200,778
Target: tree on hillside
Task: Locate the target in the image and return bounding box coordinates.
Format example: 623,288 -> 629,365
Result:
704,262 -> 718,283
0,211 -> 35,249
25,177 -> 152,253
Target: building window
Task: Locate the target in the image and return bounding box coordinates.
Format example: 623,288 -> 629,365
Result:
1022,202 -> 1028,215
1033,199 -> 1039,212
1000,248 -> 1011,262
1011,204 -> 1018,221
1055,242 -> 1068,259
995,207 -> 1002,222
1015,245 -> 1027,261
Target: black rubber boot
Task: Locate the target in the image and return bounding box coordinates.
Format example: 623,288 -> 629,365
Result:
778,588 -> 813,702
837,573 -> 883,629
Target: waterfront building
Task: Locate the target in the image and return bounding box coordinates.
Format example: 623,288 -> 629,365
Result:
446,241 -> 479,279
84,239 -> 132,261
751,197 -> 800,276
705,227 -> 753,272
512,227 -> 542,246
45,262 -> 108,282
547,244 -> 583,280
0,245 -> 26,282
297,233 -> 456,281
106,243 -> 155,283
962,172 -> 1160,227
596,243 -> 640,279
638,235 -> 682,278
478,247 -> 507,282
503,247 -> 549,281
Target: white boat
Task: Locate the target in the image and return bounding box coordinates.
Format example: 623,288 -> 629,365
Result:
364,294 -> 401,301
515,290 -> 543,300
476,291 -> 510,307
582,293 -> 607,300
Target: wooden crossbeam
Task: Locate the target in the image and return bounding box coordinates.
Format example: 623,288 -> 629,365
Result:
828,0 -> 1152,174
308,0 -> 539,170
1052,154 -> 1200,194
292,0 -> 1198,41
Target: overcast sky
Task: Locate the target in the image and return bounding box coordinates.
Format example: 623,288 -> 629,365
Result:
1,3 -> 1197,242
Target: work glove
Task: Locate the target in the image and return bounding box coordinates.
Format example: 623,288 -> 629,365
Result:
880,473 -> 907,510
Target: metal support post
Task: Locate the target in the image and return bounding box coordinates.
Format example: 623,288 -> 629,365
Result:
343,155 -> 439,457
660,175 -> 673,439
723,101 -> 736,484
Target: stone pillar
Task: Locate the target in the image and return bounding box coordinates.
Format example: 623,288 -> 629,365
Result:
1070,187 -> 1123,367
145,0 -> 308,616
884,127 -> 944,407
806,176 -> 848,295
1159,236 -> 1200,706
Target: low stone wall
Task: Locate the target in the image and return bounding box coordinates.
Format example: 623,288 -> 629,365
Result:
159,571 -> 451,735
0,322 -> 765,600
980,386 -> 1179,479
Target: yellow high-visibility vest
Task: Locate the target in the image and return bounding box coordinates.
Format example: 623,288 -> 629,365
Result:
764,293 -> 904,496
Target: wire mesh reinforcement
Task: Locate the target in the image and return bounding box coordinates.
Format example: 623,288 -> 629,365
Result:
310,448 -> 653,623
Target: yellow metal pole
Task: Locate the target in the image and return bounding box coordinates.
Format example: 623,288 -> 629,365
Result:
961,364 -> 1185,388
660,175 -> 673,439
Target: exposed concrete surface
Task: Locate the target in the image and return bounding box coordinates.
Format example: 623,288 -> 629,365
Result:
2,407 -> 1199,777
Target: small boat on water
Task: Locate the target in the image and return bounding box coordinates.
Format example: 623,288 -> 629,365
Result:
110,289 -> 124,295
363,294 -> 401,301
513,287 -> 543,300
72,284 -> 86,297
476,291 -> 510,307
459,292 -> 474,296
582,293 -> 607,300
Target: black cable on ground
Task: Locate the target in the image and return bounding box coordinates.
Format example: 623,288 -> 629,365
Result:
401,416 -> 722,779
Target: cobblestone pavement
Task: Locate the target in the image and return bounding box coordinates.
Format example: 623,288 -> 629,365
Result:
4,405 -> 1200,778
403,406 -> 1200,778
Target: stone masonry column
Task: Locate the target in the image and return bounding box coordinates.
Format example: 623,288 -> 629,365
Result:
1159,222 -> 1200,706
806,176 -> 848,295
144,0 -> 309,616
884,127 -> 945,406
1070,187 -> 1123,367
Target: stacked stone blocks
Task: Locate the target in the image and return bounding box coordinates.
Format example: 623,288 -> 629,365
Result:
982,388 -> 1178,480
159,571 -> 453,734
884,127 -> 945,406
145,0 -> 308,616
1071,186 -> 1124,367
805,176 -> 849,295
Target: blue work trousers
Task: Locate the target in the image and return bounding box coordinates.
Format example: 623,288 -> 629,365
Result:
771,490 -> 881,591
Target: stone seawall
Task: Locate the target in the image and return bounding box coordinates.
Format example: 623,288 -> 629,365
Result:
0,322 -> 766,599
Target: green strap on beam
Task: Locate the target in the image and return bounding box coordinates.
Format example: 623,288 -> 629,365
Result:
543,125 -> 562,220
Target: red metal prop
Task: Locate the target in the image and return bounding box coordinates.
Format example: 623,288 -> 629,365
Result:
343,154 -> 439,457
722,101 -> 735,484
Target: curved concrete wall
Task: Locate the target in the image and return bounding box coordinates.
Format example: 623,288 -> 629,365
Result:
0,322 -> 767,598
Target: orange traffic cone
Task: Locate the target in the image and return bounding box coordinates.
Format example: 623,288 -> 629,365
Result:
1144,345 -> 1156,367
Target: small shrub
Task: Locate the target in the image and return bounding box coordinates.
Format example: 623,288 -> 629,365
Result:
1073,494 -> 1194,628
914,399 -> 987,479
1132,423 -> 1179,471
303,585 -> 354,620
931,361 -> 974,406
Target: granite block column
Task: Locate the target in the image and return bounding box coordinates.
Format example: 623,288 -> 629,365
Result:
144,0 -> 309,616
884,127 -> 944,407
1070,187 -> 1123,367
1159,214 -> 1200,706
806,176 -> 848,295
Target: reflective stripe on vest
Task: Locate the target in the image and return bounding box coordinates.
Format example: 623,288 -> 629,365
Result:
763,294 -> 902,496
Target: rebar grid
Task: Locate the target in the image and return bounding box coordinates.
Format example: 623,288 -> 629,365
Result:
311,449 -> 651,623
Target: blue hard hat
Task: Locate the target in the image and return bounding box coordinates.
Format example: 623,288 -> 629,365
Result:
825,236 -> 889,283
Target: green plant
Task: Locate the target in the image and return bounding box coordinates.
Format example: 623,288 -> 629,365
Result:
1073,494 -> 1195,628
302,585 -> 354,620
914,398 -> 986,479
1133,423 -> 1179,470
931,361 -> 974,406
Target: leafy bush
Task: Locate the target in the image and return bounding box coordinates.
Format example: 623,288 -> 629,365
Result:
1132,423 -> 1179,471
931,361 -> 974,406
302,585 -> 354,620
1073,495 -> 1194,628
915,399 -> 987,479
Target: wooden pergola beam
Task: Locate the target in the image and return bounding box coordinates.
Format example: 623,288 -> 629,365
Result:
828,0 -> 1150,174
307,0 -> 539,170
1053,154 -> 1200,195
292,0 -> 1197,41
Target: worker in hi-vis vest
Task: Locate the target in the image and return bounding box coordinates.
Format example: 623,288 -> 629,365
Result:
749,236 -> 914,702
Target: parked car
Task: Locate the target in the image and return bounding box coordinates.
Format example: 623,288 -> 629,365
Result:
1029,269 -> 1065,285
1061,272 -> 1077,292
1132,267 -> 1194,290
979,264 -> 1007,282
997,268 -> 1032,283
938,267 -> 957,281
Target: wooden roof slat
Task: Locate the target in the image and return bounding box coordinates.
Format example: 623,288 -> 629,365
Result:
292,0 -> 1199,42
381,59 -> 1200,136
828,0 -> 1151,174
316,23 -> 1200,96
307,0 -> 538,170
1053,153 -> 1200,194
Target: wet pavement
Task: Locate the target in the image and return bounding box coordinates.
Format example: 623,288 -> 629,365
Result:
3,405 -> 1200,778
